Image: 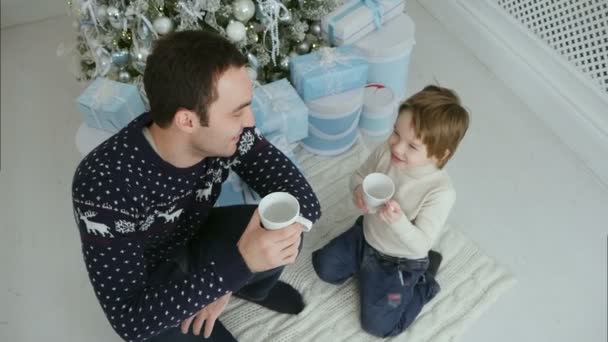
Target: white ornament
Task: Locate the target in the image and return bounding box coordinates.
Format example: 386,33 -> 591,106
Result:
153,16 -> 174,35
226,21 -> 246,42
106,6 -> 123,29
233,0 -> 256,23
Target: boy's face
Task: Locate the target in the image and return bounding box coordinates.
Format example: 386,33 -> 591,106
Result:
388,111 -> 439,169
190,66 -> 255,157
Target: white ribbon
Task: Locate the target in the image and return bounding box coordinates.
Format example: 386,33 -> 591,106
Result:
292,47 -> 362,97
256,0 -> 290,65
80,0 -> 100,33
89,78 -> 138,131
126,4 -> 159,39
176,0 -> 206,30
81,26 -> 112,77
253,81 -> 292,134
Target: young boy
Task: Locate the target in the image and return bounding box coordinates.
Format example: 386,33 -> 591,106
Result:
312,85 -> 470,337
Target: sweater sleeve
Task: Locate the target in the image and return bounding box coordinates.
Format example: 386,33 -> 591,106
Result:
350,144 -> 386,193
72,177 -> 252,341
389,187 -> 456,256
230,128 -> 321,223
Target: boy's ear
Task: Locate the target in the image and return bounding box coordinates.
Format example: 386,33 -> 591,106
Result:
441,149 -> 451,162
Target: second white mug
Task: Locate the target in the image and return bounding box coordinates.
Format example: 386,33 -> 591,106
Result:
362,173 -> 395,213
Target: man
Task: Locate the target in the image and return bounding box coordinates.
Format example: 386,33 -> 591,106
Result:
71,30 -> 321,342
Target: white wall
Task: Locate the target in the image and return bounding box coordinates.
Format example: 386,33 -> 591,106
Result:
420,0 -> 608,186
1,0 -> 67,28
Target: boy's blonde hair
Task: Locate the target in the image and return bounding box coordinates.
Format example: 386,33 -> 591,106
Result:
399,85 -> 470,168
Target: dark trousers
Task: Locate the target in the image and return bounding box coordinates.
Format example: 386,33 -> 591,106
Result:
148,205 -> 285,341
312,217 -> 440,338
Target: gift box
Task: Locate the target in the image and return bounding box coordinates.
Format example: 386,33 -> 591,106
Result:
354,13 -> 416,100
215,172 -> 246,207
76,77 -> 146,133
359,84 -> 398,133
252,79 -> 308,143
307,87 -> 364,135
301,117 -> 360,156
217,133 -> 303,206
266,133 -> 302,169
322,0 -> 405,46
290,46 -> 368,102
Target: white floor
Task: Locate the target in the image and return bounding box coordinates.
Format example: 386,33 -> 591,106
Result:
1,2 -> 606,341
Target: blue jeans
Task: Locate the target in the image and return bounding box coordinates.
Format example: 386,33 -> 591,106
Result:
312,217 -> 440,337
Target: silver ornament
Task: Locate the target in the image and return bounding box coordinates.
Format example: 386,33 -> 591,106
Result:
118,70 -> 131,83
247,52 -> 260,69
96,53 -> 112,76
130,46 -> 150,73
111,49 -> 130,68
106,6 -> 123,29
309,21 -> 322,36
296,41 -> 310,55
233,0 -> 256,23
153,16 -> 174,35
279,56 -> 290,70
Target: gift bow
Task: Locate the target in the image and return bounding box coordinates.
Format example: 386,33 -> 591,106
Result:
327,0 -> 388,45
89,79 -> 138,131
254,81 -> 291,134
292,47 -> 362,98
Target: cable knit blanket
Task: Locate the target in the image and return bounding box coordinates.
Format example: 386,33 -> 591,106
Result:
221,139 -> 516,342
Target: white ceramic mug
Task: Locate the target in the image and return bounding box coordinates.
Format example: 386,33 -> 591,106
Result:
362,173 -> 395,213
258,192 -> 313,231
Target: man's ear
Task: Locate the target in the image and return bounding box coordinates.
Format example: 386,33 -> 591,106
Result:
173,109 -> 199,133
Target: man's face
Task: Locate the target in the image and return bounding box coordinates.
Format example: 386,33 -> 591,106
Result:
191,66 -> 255,158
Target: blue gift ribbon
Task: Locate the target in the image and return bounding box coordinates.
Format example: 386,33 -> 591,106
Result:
328,0 -> 384,46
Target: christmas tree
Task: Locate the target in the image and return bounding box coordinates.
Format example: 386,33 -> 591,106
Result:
68,0 -> 344,93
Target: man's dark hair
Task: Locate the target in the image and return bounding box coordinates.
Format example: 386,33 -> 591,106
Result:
143,30 -> 248,127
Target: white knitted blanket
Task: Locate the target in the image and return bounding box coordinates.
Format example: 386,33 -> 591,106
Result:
222,139 -> 516,342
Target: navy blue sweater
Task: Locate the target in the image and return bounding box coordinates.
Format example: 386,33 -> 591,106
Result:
71,113 -> 321,341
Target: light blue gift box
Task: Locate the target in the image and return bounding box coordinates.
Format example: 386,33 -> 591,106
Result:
252,79 -> 308,143
301,117 -> 360,156
76,77 -> 146,133
215,182 -> 246,207
307,87 -> 364,135
215,172 -> 246,207
359,84 -> 398,133
355,13 -> 415,100
290,46 -> 369,102
322,0 -> 405,46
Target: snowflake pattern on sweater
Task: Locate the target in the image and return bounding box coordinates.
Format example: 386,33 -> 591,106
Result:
71,113 -> 321,341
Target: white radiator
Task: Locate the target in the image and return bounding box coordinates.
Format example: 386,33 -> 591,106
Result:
496,0 -> 607,93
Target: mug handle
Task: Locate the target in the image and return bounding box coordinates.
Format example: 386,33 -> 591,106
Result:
295,215 -> 313,232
